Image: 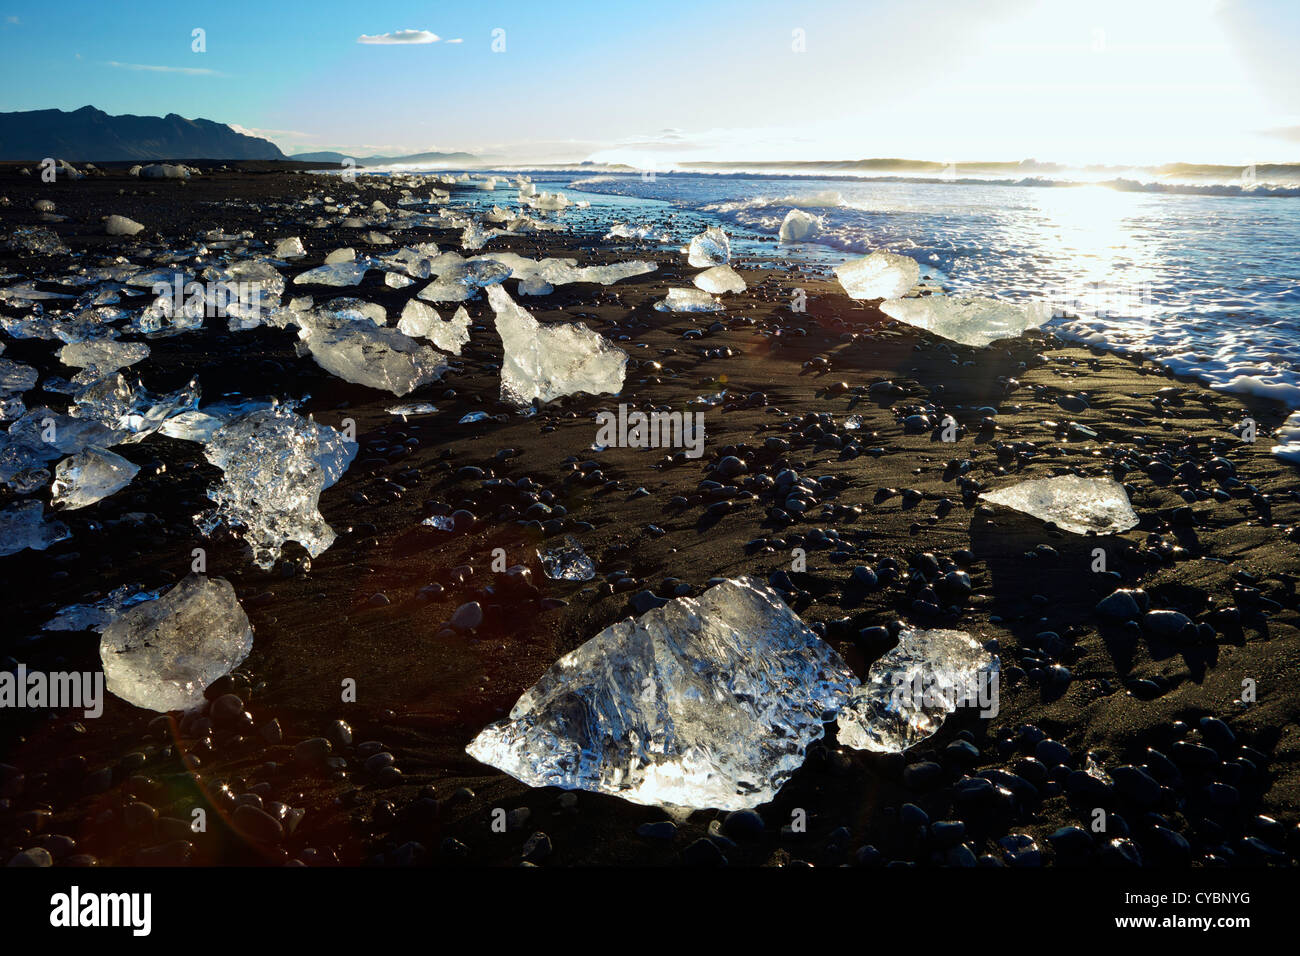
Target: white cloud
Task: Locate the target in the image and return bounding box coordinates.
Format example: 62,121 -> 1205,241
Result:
445,38 -> 463,44
104,61 -> 223,76
229,124 -> 315,142
357,29 -> 439,45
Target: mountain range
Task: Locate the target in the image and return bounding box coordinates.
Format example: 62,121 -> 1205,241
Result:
0,106 -> 285,161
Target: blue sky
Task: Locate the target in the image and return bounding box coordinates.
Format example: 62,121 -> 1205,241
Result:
1,0 -> 1297,164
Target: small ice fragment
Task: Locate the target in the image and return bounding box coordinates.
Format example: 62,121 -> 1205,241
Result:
458,411 -> 490,423
51,447 -> 140,509
836,627 -> 999,753
529,191 -> 570,211
466,577 -> 857,810
71,374 -> 199,443
139,163 -> 191,179
880,294 -> 1049,347
298,323 -> 448,395
99,574 -> 253,712
58,340 -> 150,375
397,300 -> 471,355
43,583 -> 161,633
844,415 -> 863,430
834,251 -> 920,300
324,247 -> 356,264
6,406 -> 121,459
605,223 -> 659,241
517,275 -> 553,296
979,474 -> 1140,535
778,208 -> 824,242
487,285 -> 626,406
693,265 -> 746,295
655,287 -> 724,313
159,398 -> 275,443
105,215 -> 145,237
293,262 -> 368,286
0,499 -> 71,556
274,236 -> 306,259
536,535 -> 596,581
0,358 -> 39,394
6,226 -> 69,256
422,514 -> 455,530
387,402 -> 437,418
687,226 -> 730,267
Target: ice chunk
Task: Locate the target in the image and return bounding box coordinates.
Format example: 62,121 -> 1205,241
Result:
58,340 -> 150,375
105,215 -> 145,236
687,226 -> 730,267
466,577 -> 857,810
7,406 -> 122,459
422,514 -> 455,530
99,574 -> 252,712
43,583 -> 161,633
528,191 -> 570,211
274,236 -> 306,259
605,222 -> 659,241
0,500 -> 71,556
416,255 -> 511,303
536,535 -> 596,581
487,285 -> 626,406
51,447 -> 139,509
387,402 -> 437,418
299,323 -> 447,395
397,300 -> 471,355
293,262 -> 369,286
310,297 -> 385,328
158,398 -> 275,443
196,405 -> 357,569
6,226 -> 69,256
837,628 -> 998,753
654,287 -> 724,312
0,358 -> 39,395
693,265 -> 746,295
834,251 -> 920,300
324,247 -> 356,264
70,374 -> 199,443
979,475 -> 1140,535
139,163 -> 191,179
779,208 -> 824,242
517,275 -> 553,296
880,294 -> 1049,347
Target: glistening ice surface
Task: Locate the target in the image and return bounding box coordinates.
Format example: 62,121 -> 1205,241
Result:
837,628 -> 999,753
487,284 -> 626,406
99,574 -> 253,712
466,577 -> 856,810
980,475 -> 1140,535
196,405 -> 358,569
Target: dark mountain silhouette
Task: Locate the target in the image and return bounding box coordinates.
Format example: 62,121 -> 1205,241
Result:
0,106 -> 286,161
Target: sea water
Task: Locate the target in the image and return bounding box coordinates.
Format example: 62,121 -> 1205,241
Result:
426,168 -> 1300,462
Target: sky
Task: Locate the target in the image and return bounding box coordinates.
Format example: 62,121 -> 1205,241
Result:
0,0 -> 1297,166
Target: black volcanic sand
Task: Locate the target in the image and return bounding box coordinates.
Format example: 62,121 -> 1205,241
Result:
1,164 -> 1299,868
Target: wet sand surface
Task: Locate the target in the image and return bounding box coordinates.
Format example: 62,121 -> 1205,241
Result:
2,166 -> 1299,867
